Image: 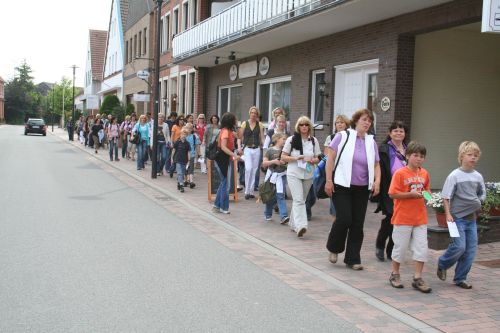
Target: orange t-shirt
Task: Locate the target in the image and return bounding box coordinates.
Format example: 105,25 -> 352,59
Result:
388,166 -> 430,226
218,128 -> 235,151
171,125 -> 182,143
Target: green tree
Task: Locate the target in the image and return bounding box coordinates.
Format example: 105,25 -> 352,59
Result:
100,95 -> 134,122
4,61 -> 42,124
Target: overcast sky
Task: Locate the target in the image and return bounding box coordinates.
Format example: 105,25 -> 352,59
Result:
0,0 -> 111,87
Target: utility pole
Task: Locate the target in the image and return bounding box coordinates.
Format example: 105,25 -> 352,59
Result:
71,65 -> 78,127
52,83 -> 55,132
151,0 -> 164,179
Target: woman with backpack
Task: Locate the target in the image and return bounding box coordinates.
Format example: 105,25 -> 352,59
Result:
324,108 -> 381,270
281,116 -> 321,238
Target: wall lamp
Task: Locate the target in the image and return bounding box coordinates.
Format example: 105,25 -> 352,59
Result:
214,52 -> 237,65
317,77 -> 329,98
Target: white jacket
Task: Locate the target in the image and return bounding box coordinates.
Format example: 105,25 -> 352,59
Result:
333,129 -> 376,190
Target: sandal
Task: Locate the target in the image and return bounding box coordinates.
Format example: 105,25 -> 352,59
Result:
389,272 -> 404,288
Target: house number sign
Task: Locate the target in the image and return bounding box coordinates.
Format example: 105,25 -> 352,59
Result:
381,96 -> 391,112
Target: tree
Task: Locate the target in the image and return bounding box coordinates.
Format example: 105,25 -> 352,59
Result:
100,95 -> 134,122
4,61 -> 42,124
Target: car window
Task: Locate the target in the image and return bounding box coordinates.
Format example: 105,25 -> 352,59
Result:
28,119 -> 45,125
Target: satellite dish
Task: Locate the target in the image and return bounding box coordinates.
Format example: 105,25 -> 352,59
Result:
137,70 -> 150,80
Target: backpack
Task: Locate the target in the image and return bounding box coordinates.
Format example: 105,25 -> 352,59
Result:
258,180 -> 276,204
313,131 -> 350,199
206,132 -> 221,160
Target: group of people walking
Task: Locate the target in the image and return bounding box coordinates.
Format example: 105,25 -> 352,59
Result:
71,105 -> 485,294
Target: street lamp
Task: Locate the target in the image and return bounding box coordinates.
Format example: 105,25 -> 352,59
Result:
151,0 -> 164,179
71,65 -> 78,130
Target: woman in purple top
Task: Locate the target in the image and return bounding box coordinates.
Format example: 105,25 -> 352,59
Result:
324,109 -> 381,270
374,121 -> 408,262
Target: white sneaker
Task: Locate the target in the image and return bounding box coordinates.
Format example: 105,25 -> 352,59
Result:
265,216 -> 272,221
219,209 -> 230,214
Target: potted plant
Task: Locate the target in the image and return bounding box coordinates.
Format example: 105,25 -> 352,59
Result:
482,182 -> 500,217
426,192 -> 447,227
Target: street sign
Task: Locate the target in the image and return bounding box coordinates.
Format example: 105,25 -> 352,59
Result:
137,70 -> 150,80
482,0 -> 500,33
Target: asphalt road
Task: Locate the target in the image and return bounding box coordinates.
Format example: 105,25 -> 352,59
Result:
0,125 -> 360,332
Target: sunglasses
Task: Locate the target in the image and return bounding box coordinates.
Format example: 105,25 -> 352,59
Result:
299,123 -> 309,127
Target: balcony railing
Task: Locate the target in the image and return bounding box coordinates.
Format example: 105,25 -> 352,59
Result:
173,0 -> 336,60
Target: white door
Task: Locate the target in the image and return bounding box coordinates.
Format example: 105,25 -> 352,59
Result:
334,59 -> 379,122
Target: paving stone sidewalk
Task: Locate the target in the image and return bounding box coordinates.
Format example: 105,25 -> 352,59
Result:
56,130 -> 500,333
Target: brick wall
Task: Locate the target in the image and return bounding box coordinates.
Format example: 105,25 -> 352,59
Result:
204,0 -> 482,144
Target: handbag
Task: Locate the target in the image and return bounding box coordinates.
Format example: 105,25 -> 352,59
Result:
130,130 -> 140,144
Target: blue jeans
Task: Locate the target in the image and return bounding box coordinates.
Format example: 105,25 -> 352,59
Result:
136,140 -> 148,169
214,160 -> 233,211
264,179 -> 288,219
157,141 -> 168,173
109,138 -> 119,160
121,138 -> 127,158
438,218 -> 478,284
176,163 -> 186,185
165,144 -> 172,173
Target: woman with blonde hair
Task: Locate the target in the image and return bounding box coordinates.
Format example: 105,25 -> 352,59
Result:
132,114 -> 151,171
281,116 -> 321,237
241,106 -> 264,200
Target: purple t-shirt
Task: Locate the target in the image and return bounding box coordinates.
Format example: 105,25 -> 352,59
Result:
330,132 -> 379,186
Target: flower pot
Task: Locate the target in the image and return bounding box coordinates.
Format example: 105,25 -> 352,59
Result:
435,213 -> 448,228
489,207 -> 500,216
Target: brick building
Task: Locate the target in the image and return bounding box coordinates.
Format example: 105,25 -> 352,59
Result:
172,0 -> 500,185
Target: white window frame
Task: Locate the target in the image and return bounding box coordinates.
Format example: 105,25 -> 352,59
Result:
218,83 -> 243,117
172,6 -> 180,36
179,71 -> 188,115
310,69 -> 326,127
164,13 -> 171,52
334,59 -> 378,126
256,75 -> 292,124
182,0 -> 189,31
190,0 -> 198,26
187,69 -> 196,115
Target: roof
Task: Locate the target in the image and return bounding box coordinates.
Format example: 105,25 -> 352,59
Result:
89,30 -> 108,81
36,82 -> 55,96
120,0 -> 130,32
125,0 -> 154,31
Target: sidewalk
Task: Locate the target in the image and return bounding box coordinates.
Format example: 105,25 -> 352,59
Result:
54,129 -> 500,333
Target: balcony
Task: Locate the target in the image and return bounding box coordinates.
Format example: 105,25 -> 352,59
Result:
172,0 -> 452,67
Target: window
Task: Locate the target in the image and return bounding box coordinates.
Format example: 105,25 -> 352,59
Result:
160,18 -> 164,52
125,41 -> 129,63
191,0 -> 198,25
133,35 -> 137,59
218,84 -> 242,119
173,8 -> 179,35
256,76 -> 292,123
138,31 -> 142,57
164,15 -> 170,51
180,74 -> 187,114
143,28 -> 147,55
189,72 -> 195,115
182,1 -> 189,30
310,69 -> 325,124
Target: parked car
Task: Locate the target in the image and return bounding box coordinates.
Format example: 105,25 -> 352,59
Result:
25,118 -> 47,136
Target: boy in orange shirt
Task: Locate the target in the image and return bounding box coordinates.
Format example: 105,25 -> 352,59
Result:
388,142 -> 432,293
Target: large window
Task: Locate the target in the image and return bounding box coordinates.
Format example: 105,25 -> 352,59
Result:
143,28 -> 147,55
182,1 -> 189,31
256,76 -> 291,123
180,74 -> 187,114
218,84 -> 242,120
173,8 -> 179,35
311,69 -> 325,124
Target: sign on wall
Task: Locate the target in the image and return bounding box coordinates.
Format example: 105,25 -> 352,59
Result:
238,61 -> 258,79
380,96 -> 391,112
133,93 -> 150,102
86,95 -> 99,109
229,65 -> 238,81
258,56 -> 270,76
482,0 -> 500,33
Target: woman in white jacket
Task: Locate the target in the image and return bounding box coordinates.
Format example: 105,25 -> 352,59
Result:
324,108 -> 381,270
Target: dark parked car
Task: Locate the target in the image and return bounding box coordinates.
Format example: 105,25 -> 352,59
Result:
25,118 -> 47,136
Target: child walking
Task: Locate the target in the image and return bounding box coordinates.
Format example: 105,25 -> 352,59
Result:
171,129 -> 191,193
388,142 -> 432,293
437,141 -> 485,289
185,123 -> 200,188
261,133 -> 289,224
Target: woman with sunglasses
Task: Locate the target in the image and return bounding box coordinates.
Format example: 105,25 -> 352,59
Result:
281,116 -> 321,237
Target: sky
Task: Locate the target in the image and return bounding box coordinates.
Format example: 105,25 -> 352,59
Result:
0,0 -> 112,87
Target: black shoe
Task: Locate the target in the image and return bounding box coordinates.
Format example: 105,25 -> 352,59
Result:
177,184 -> 182,190
169,172 -> 173,178
237,187 -> 243,192
273,204 -> 279,213
249,194 -> 255,199
184,181 -> 189,187
180,186 -> 185,193
189,182 -> 196,189
376,248 -> 385,262
245,194 -> 251,200
437,267 -> 447,281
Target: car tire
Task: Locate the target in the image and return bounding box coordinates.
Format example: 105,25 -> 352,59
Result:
24,131 -> 27,135
43,133 -> 46,136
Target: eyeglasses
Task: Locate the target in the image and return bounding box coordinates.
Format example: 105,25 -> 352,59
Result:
299,123 -> 309,127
